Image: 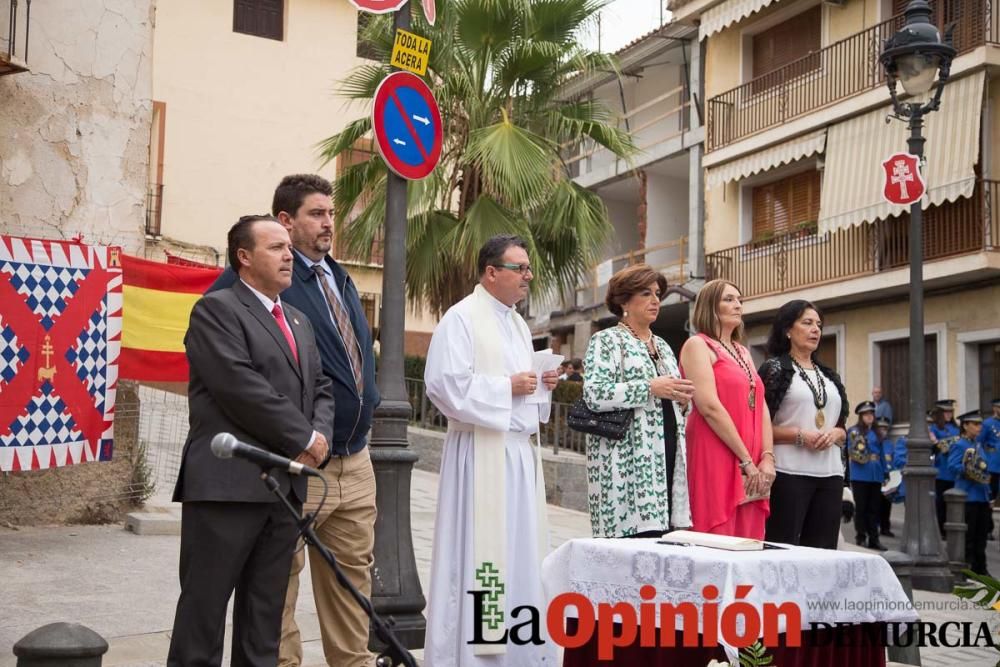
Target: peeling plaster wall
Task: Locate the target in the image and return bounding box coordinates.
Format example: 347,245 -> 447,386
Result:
0,0 -> 154,253
0,1 -> 153,526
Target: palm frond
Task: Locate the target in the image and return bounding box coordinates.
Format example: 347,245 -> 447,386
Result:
525,0 -> 608,45
340,63 -> 392,102
317,117 -> 373,169
530,180 -> 611,295
464,118 -> 555,209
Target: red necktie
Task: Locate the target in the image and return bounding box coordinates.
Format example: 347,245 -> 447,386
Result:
271,303 -> 298,363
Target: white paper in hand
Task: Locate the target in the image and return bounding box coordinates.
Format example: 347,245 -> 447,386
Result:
526,349 -> 565,404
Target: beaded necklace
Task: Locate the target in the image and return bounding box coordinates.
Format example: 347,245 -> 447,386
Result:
718,338 -> 756,410
791,356 -> 828,428
619,321 -> 658,360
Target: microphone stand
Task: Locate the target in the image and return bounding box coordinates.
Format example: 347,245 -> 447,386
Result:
259,469 -> 417,667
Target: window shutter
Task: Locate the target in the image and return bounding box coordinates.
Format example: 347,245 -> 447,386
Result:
234,0 -> 284,41
752,6 -> 822,79
751,169 -> 820,241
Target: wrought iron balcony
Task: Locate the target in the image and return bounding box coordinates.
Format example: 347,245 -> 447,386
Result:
1,0 -> 31,76
145,184 -> 163,237
706,0 -> 995,151
705,179 -> 1000,299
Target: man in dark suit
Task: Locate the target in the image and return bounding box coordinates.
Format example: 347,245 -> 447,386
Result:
209,175 -> 380,667
167,215 -> 335,667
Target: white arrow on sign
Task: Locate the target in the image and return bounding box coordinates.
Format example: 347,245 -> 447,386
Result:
393,138 -> 407,146
412,114 -> 430,126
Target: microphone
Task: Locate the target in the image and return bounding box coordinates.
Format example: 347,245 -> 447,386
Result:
211,432 -> 320,477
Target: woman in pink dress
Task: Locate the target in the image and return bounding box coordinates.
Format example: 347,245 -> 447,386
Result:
679,279 -> 776,539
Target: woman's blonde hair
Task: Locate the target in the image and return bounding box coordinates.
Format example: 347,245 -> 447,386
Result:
691,279 -> 744,343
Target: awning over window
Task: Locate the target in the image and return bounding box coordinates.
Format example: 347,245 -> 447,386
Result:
818,72 -> 985,235
699,0 -> 779,40
705,129 -> 827,189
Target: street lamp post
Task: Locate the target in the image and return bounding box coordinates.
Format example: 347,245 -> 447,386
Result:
368,1 -> 428,649
879,0 -> 956,592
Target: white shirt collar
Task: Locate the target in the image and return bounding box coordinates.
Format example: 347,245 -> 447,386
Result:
240,278 -> 280,313
479,284 -> 515,317
294,248 -> 328,275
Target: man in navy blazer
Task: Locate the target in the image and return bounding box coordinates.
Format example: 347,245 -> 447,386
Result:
209,175 -> 380,667
169,216 -> 334,667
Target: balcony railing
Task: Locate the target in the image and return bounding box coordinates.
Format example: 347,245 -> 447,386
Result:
576,236 -> 688,309
706,0 -> 995,151
145,183 -> 163,237
705,179 -> 1000,299
565,83 -> 691,179
1,0 -> 31,76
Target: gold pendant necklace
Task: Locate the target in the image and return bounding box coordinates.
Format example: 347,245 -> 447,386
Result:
719,339 -> 756,411
792,357 -> 827,429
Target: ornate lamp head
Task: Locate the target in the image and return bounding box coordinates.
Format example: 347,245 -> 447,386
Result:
880,0 -> 956,113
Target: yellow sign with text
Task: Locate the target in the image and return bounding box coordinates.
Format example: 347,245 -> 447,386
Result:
391,29 -> 431,76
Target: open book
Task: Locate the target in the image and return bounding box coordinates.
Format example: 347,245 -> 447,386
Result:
658,529 -> 764,551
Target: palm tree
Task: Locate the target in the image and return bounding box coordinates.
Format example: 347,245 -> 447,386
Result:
320,0 -> 637,317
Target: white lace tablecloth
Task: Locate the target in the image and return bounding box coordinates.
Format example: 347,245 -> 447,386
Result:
542,538 -> 919,635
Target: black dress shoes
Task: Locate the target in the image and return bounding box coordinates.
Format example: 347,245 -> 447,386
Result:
880,529 -> 895,537
868,539 -> 888,551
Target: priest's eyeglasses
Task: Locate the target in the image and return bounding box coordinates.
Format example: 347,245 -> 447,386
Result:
493,262 -> 533,275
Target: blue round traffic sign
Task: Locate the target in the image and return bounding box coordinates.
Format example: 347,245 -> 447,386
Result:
372,72 -> 442,180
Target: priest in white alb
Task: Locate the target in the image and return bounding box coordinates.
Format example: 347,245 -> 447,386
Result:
423,235 -> 560,666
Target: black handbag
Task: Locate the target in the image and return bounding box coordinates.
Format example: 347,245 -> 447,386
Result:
567,399 -> 633,440
566,340 -> 634,441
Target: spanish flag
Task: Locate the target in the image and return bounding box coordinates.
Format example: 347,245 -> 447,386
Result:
120,254 -> 222,382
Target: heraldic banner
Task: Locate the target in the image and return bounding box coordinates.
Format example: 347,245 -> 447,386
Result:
0,235 -> 122,472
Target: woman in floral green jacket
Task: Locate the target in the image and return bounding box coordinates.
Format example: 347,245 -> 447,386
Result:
583,265 -> 695,538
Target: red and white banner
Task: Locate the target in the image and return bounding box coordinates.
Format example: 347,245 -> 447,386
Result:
0,236 -> 122,472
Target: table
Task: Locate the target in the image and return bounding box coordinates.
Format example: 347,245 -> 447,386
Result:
542,538 -> 919,666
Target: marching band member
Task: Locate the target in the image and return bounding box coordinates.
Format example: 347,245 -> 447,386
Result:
890,411 -> 934,506
874,418 -> 896,537
848,402 -> 886,550
980,398 -> 1000,509
931,399 -> 961,535
948,411 -> 990,576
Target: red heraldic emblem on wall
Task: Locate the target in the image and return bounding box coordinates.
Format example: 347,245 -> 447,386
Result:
0,236 -> 122,472
882,152 -> 926,205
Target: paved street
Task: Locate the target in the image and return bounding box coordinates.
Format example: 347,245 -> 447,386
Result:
2,463 -> 998,666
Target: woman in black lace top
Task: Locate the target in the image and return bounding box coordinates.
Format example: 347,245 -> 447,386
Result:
758,300 -> 849,548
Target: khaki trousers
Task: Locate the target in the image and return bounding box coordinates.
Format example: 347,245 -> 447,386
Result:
278,447 -> 377,667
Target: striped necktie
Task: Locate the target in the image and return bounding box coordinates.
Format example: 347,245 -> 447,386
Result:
311,264 -> 363,394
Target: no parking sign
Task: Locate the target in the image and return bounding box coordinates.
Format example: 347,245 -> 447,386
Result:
372,71 -> 442,180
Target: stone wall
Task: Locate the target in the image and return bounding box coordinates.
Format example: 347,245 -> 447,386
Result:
0,0 -> 154,252
407,425 -> 589,513
0,1 -> 155,525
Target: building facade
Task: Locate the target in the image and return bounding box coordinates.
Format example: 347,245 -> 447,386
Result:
669,0 -> 1000,424
528,22 -> 706,358
148,0 -> 436,352
1,0 -> 154,253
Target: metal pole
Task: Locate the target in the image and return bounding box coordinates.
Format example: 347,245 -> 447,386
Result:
368,0 -> 427,650
899,106 -> 952,592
